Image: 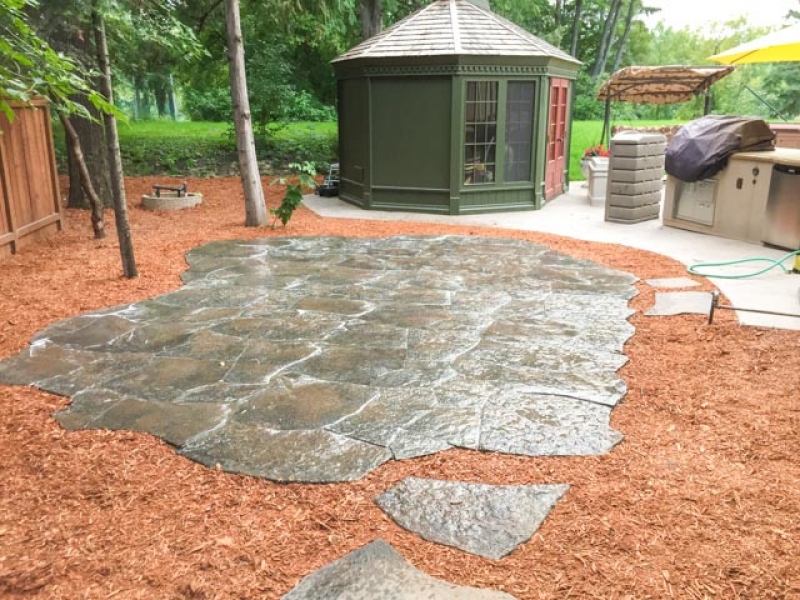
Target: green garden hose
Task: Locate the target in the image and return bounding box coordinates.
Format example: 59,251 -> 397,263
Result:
687,250 -> 800,279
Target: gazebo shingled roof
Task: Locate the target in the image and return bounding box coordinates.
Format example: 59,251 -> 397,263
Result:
333,0 -> 581,63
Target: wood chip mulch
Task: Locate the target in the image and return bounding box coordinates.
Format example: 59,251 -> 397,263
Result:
0,176 -> 798,600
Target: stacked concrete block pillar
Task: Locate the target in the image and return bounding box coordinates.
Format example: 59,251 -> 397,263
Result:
604,131 -> 666,223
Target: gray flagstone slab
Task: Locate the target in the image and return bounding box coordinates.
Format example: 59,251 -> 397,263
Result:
282,539 -> 517,599
375,477 -> 569,560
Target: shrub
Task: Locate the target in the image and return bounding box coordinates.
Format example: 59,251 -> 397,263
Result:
182,88 -> 232,122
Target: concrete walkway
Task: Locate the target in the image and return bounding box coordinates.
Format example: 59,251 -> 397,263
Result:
304,184 -> 800,330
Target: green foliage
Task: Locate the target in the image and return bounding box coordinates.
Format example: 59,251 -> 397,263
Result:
264,125 -> 338,168
0,0 -> 116,120
270,161 -> 317,228
573,71 -> 605,120
175,1 -> 341,137
52,120 -> 337,176
182,87 -> 232,122
762,63 -> 800,120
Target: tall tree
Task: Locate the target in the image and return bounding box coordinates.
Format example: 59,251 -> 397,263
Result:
59,112 -> 105,239
361,0 -> 382,39
611,0 -> 637,73
29,1 -> 114,209
590,0 -> 623,79
224,0 -> 268,227
93,2 -> 137,278
569,0 -> 583,56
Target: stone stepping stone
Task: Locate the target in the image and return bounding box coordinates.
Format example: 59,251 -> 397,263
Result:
645,277 -> 700,289
645,291 -> 713,316
375,477 -> 569,560
282,539 -> 516,599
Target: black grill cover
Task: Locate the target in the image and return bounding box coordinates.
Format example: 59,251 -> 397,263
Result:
665,115 -> 775,182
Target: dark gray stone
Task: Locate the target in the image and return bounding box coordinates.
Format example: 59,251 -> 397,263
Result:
375,478 -> 569,559
0,236 -> 636,482
282,539 -> 517,599
72,397 -> 227,446
182,424 -> 392,482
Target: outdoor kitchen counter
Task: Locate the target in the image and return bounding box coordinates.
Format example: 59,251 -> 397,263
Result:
733,147 -> 800,166
663,147 -> 800,245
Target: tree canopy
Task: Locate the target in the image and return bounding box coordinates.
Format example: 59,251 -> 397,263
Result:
8,0 -> 800,126
0,0 -> 109,119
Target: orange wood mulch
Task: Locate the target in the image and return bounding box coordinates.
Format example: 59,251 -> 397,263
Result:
0,176 -> 798,599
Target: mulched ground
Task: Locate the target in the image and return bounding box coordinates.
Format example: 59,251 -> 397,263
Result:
0,176 -> 798,600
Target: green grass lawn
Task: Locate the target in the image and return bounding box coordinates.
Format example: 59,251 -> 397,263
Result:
116,120 -> 337,141
569,119 -> 681,181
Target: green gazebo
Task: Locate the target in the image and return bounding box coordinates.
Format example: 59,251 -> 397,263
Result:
332,0 -> 581,214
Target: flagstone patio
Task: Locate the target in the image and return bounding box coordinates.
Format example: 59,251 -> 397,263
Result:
0,235 -> 637,483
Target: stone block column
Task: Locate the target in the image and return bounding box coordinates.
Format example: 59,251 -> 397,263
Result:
604,131 -> 666,223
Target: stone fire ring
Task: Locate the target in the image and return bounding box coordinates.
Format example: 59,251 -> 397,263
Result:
0,236 -> 637,483
140,192 -> 202,211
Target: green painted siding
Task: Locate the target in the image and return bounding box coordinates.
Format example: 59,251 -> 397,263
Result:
338,78 -> 369,204
459,187 -> 536,212
371,188 -> 450,213
371,77 -> 451,193
335,57 -> 578,214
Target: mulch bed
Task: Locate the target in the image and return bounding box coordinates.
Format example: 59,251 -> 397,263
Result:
0,176 -> 798,599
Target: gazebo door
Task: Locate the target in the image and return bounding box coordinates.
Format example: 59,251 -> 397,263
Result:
545,78 -> 569,200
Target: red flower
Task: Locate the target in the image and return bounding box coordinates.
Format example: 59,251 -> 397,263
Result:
583,144 -> 610,158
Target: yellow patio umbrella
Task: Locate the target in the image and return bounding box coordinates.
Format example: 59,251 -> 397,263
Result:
709,23 -> 800,64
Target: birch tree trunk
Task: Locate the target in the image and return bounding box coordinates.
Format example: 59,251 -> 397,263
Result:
224,0 -> 268,227
611,0 -> 637,73
93,3 -> 138,278
60,112 -> 105,239
590,0 -> 622,79
569,0 -> 583,56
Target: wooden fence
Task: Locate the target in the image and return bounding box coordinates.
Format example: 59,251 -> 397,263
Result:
0,99 -> 63,259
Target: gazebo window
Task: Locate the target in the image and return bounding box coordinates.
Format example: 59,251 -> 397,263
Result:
504,81 -> 535,182
464,80 -> 536,186
464,81 -> 498,184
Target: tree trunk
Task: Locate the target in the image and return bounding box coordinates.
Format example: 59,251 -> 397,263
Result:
153,77 -> 168,117
590,0 -> 622,79
554,0 -> 563,27
93,3 -> 138,278
59,112 -> 105,239
611,0 -> 637,73
66,95 -> 113,209
133,78 -> 141,120
168,74 -> 177,120
224,0 -> 268,227
569,0 -> 583,56
360,0 -> 382,40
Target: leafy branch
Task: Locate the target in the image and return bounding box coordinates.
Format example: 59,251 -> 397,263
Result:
270,161 -> 317,229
